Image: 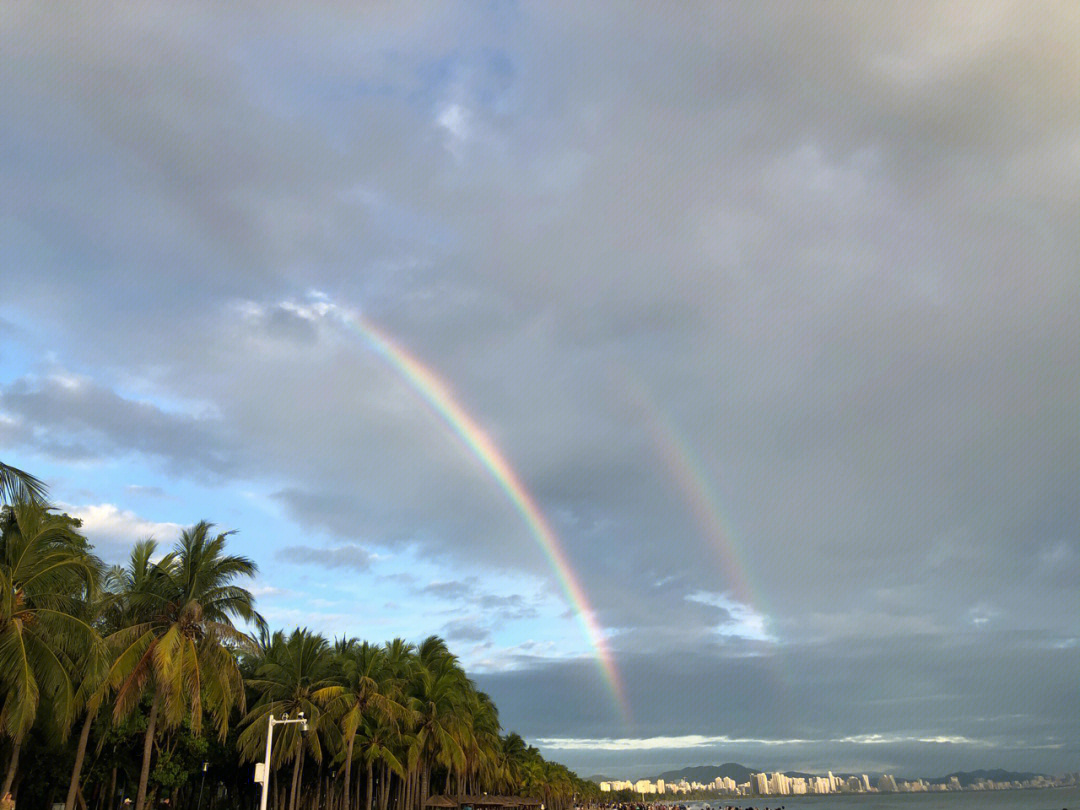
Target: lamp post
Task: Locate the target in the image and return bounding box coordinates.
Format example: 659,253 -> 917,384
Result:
196,761 -> 208,810
255,713 -> 308,810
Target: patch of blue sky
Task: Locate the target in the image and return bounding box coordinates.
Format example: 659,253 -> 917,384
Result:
0,316 -> 35,383
406,43 -> 517,112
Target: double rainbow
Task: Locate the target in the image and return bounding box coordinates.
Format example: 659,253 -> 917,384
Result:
337,310 -> 630,720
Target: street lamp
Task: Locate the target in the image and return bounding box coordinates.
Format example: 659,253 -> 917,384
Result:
254,712 -> 309,810
196,761 -> 208,810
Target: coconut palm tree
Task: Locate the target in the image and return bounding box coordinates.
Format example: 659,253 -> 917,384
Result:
0,500 -> 100,794
460,691 -> 500,794
408,653 -> 466,810
321,641 -> 410,810
494,733 -> 529,793
64,565 -> 126,810
107,522 -> 258,810
0,462 -> 46,506
239,628 -> 334,810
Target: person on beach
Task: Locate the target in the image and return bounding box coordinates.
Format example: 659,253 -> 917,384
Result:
0,792 -> 13,810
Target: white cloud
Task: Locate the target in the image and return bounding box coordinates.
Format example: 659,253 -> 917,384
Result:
537,733 -> 994,751
436,103 -> 472,159
250,583 -> 292,599
686,591 -> 775,642
63,502 -> 181,558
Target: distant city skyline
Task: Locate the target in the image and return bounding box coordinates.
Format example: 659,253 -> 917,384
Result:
597,768 -> 1077,797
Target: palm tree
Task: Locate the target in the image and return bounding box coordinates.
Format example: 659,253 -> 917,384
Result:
0,500 -> 100,794
408,646 -> 466,810
321,641 -> 410,810
64,565 -> 126,810
238,628 -> 334,810
357,717 -> 407,810
494,733 -> 529,793
0,462 -> 47,506
108,522 -> 258,810
460,691 -> 500,795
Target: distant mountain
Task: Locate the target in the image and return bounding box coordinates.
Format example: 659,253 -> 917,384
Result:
586,775 -> 612,785
929,769 -> 1046,787
654,764 -> 758,785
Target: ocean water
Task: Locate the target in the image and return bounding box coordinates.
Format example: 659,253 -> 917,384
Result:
705,787 -> 1080,810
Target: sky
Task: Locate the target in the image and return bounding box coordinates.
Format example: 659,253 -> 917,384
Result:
2,0 -> 1078,780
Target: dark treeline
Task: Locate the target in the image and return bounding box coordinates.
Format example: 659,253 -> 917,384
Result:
0,464 -> 600,810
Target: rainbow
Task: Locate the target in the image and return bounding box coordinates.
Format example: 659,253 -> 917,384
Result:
336,309 -> 630,720
623,377 -> 757,610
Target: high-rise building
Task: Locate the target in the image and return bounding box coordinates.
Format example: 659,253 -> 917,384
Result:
769,772 -> 792,795
878,774 -> 898,793
751,773 -> 770,796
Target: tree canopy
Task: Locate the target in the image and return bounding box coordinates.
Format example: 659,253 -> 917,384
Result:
0,485 -> 599,810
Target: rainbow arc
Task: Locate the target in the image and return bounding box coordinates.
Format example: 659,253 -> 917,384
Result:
336,309 -> 630,721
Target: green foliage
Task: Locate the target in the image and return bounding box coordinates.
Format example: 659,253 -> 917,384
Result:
149,720 -> 209,793
0,480 -> 590,810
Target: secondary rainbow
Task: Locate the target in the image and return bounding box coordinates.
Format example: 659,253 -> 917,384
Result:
338,309 -> 630,720
624,375 -> 757,609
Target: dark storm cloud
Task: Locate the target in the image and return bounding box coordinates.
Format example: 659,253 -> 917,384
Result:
3,0 -> 1078,773
478,631 -> 1080,775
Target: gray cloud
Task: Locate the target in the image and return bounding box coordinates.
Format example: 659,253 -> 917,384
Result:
418,578 -> 541,623
3,0 -> 1077,774
441,618 -> 491,644
277,543 -> 373,573
125,484 -> 171,499
0,374 -> 239,477
478,631 -> 1080,775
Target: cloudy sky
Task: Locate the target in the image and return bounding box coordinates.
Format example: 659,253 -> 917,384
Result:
2,1 -> 1078,779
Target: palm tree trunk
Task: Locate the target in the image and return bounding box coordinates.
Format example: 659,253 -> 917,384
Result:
134,692 -> 161,810
65,710 -> 96,810
364,760 -> 373,810
341,734 -> 355,810
289,751 -> 302,810
379,764 -> 390,810
297,755 -> 306,810
1,739 -> 21,795
107,764 -> 117,810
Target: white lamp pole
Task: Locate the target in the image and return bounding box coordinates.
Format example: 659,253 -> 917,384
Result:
257,712 -> 308,810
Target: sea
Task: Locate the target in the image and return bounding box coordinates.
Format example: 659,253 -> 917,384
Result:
686,787 -> 1080,810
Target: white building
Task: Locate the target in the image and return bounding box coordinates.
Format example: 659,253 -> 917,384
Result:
751,773 -> 770,796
